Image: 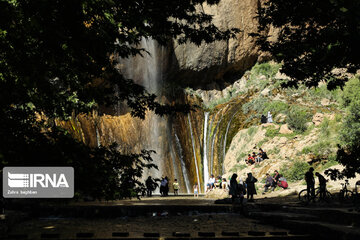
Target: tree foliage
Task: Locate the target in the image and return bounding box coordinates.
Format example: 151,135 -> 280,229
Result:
0,0 -> 237,199
254,0 -> 360,89
326,77 -> 360,179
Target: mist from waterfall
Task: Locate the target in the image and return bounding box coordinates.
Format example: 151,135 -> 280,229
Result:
203,112 -> 209,192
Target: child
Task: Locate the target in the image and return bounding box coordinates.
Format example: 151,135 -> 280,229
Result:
173,179 -> 179,196
193,183 -> 199,198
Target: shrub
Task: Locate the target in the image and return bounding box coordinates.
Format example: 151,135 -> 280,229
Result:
281,160 -> 310,182
286,106 -> 311,133
250,62 -> 281,80
265,125 -> 279,138
242,96 -> 269,115
301,140 -> 335,158
263,101 -> 289,116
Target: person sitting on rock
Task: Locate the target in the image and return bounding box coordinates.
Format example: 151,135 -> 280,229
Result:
259,148 -> 268,160
255,152 -> 263,164
246,154 -> 255,165
272,170 -> 280,190
208,174 -> 216,189
261,114 -> 267,124
221,178 -> 228,191
267,111 -> 273,123
278,176 -> 288,189
263,173 -> 274,194
214,176 -> 221,188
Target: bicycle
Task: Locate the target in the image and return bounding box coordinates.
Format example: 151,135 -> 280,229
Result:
339,179 -> 354,202
298,187 -> 333,203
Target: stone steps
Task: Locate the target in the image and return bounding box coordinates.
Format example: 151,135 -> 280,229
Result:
6,231 -> 310,240
246,204 -> 360,240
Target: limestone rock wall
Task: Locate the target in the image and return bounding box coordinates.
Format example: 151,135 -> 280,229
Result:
171,0 -> 267,88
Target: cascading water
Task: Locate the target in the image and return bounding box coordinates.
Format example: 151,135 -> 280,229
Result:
203,112 -> 209,192
119,38 -> 166,181
175,133 -> 191,193
95,127 -> 101,147
222,111 -> 237,174
188,114 -> 201,193
210,111 -> 224,174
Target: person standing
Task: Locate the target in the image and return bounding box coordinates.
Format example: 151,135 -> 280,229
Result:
305,167 -> 315,201
193,183 -> 199,198
160,177 -> 167,196
229,174 -> 238,203
245,173 -> 257,202
164,176 -> 169,196
315,172 -> 327,200
145,176 -> 156,197
173,179 -> 179,196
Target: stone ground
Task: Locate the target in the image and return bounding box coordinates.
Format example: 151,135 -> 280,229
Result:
3,196 -> 290,239
3,195 -> 360,239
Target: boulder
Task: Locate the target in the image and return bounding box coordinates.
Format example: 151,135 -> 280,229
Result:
321,98 -> 331,106
260,87 -> 271,96
312,113 -> 324,126
279,124 -> 293,134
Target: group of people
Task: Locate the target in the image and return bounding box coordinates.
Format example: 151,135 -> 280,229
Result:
229,172 -> 258,203
305,167 -> 327,201
245,148 -> 268,165
261,111 -> 273,124
145,176 -> 180,197
263,170 -> 288,194
205,174 -> 228,192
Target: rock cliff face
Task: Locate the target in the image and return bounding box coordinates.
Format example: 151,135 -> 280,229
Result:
171,0 -> 265,88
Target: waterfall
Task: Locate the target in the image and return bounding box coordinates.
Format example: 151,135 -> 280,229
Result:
119,37 -> 166,180
222,111 -> 237,174
188,114 -> 201,193
203,112 -> 209,192
95,126 -> 101,147
210,111 -> 224,174
175,133 -> 191,193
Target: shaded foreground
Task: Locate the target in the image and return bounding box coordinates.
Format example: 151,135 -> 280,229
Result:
2,196 -> 360,239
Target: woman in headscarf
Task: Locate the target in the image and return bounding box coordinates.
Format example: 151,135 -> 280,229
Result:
267,111 -> 273,123
245,173 -> 257,202
229,173 -> 238,203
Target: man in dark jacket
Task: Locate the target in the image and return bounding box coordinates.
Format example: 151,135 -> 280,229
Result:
305,167 -> 315,201
315,172 -> 327,200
